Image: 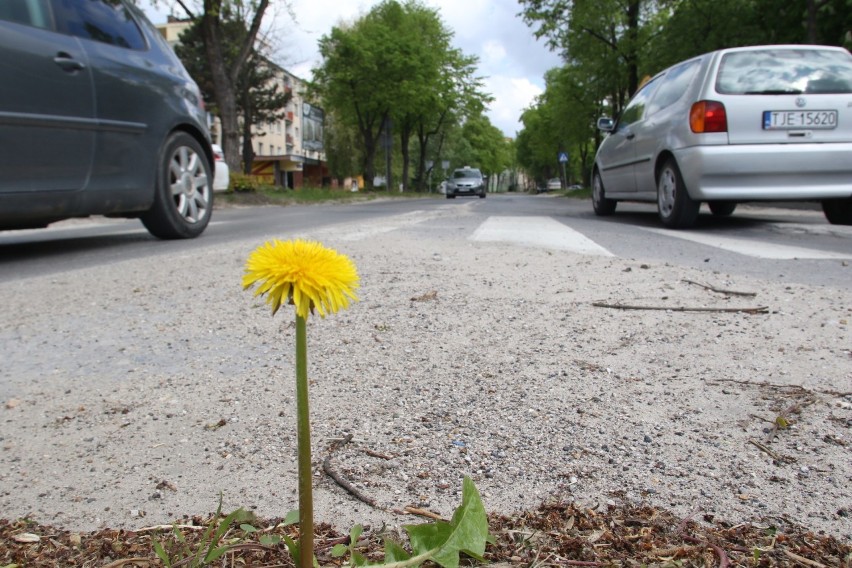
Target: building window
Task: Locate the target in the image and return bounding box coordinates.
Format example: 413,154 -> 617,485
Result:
258,143 -> 263,155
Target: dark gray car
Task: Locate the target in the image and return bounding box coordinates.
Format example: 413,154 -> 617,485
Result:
0,0 -> 214,239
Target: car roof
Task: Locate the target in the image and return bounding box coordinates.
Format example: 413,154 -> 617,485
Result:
713,43 -> 850,56
651,44 -> 852,79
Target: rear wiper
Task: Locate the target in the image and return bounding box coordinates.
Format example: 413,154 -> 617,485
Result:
744,89 -> 803,95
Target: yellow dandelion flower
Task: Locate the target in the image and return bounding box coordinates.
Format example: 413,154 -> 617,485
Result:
243,239 -> 359,319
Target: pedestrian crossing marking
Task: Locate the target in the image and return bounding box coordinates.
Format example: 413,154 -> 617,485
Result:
641,227 -> 852,260
470,216 -> 614,256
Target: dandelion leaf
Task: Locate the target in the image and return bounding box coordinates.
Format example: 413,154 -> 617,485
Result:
384,539 -> 412,563
404,477 -> 488,568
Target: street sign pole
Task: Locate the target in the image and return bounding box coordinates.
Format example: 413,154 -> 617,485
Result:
558,151 -> 569,190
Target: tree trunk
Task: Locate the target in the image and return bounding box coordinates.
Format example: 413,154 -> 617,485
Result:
626,0 -> 640,96
200,11 -> 239,171
415,125 -> 429,192
415,109 -> 448,192
806,0 -> 828,43
200,0 -> 269,173
399,125 -> 411,192
361,130 -> 380,191
241,87 -> 254,175
241,126 -> 255,176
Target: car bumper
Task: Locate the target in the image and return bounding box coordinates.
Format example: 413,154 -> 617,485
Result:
448,188 -> 485,196
674,143 -> 852,201
213,164 -> 229,192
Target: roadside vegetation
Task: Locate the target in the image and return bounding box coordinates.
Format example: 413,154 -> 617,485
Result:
214,178 -> 442,209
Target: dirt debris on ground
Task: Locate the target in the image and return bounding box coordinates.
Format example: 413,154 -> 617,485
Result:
1,502 -> 850,566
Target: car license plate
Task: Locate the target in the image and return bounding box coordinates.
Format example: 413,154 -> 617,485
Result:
762,110 -> 837,129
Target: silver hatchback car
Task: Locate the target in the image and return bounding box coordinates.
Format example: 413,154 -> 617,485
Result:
0,0 -> 213,239
593,44 -> 852,228
446,167 -> 486,199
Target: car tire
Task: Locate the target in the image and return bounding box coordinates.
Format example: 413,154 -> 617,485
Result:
446,194 -> 455,199
657,158 -> 699,228
141,132 -> 213,239
709,201 -> 737,216
591,169 -> 616,216
479,193 -> 486,199
822,198 -> 852,225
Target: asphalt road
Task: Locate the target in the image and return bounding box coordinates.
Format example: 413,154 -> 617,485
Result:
1,193 -> 850,288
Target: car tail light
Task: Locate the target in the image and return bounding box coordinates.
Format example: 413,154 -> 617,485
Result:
689,100 -> 727,133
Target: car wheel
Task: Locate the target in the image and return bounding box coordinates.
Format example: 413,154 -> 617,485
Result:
479,192 -> 486,199
822,198 -> 852,225
141,132 -> 213,239
709,201 -> 737,216
446,194 -> 455,199
657,158 -> 699,228
591,170 -> 616,216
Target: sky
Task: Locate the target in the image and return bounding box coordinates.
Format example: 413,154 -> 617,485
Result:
142,0 -> 564,137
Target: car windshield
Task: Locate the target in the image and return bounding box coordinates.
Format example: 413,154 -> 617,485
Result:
716,48 -> 852,95
453,169 -> 481,179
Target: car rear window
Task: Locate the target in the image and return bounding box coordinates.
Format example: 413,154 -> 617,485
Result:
716,48 -> 852,95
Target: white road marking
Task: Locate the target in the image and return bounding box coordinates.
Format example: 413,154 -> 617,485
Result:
309,209 -> 458,241
642,227 -> 852,259
470,216 -> 614,256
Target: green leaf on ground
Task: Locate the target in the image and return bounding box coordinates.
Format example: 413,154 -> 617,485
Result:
403,477 -> 489,568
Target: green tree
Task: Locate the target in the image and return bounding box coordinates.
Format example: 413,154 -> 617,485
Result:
454,113 -> 511,190
313,3 -> 405,190
166,0 -> 275,171
516,63 -> 605,186
174,18 -> 290,174
647,0 -> 852,72
313,0 -> 488,191
520,0 -> 654,113
323,111 -> 361,183
388,4 -> 488,191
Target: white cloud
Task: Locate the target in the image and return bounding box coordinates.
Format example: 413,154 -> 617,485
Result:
481,40 -> 508,65
484,76 -> 544,136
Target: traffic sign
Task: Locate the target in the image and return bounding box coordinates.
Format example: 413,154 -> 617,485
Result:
558,152 -> 569,163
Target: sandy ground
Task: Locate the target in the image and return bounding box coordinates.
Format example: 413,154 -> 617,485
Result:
0,205 -> 850,544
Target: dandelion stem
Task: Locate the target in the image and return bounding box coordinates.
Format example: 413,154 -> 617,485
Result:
295,314 -> 314,568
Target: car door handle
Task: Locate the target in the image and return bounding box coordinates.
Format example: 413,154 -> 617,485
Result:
54,53 -> 86,72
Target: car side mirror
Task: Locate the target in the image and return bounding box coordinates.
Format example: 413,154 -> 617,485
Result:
597,117 -> 615,132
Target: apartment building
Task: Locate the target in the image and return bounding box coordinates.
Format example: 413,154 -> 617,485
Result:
156,17 -> 328,188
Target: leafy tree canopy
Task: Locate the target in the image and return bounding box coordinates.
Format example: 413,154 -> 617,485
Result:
313,0 -> 491,190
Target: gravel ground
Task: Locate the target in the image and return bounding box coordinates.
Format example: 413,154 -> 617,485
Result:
0,204 -> 850,544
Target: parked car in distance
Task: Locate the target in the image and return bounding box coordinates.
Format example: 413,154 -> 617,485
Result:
547,178 -> 562,191
446,167 -> 486,199
593,44 -> 852,228
567,184 -> 584,191
212,144 -> 230,192
0,0 -> 214,239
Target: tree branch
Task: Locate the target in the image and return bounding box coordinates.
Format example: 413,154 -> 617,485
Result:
592,302 -> 768,314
